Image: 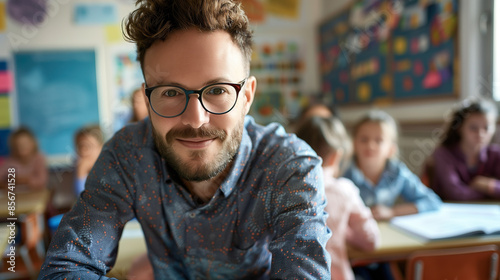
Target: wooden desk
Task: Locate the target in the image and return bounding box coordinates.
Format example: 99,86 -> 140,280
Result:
349,222 -> 500,266
106,220 -> 147,280
0,189 -> 50,218
0,225 -> 9,255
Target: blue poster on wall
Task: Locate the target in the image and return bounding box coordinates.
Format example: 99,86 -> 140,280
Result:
14,50 -> 99,156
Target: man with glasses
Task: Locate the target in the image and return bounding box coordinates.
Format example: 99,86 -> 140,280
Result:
40,0 -> 331,279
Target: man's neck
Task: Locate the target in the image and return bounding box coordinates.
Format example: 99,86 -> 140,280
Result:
182,161 -> 233,204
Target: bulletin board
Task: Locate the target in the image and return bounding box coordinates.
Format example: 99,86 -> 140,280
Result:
318,0 -> 458,106
14,50 -> 100,156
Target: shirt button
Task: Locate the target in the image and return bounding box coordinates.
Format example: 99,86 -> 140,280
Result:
189,212 -> 196,218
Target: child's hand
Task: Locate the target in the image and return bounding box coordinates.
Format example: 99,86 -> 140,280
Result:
370,205 -> 394,221
470,176 -> 496,194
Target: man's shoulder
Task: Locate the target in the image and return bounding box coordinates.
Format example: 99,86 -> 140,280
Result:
244,116 -> 318,161
101,119 -> 157,165
107,119 -> 153,149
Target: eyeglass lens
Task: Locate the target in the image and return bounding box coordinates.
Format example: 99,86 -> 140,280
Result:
150,83 -> 239,117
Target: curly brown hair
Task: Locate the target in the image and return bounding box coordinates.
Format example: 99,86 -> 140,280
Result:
123,0 -> 253,73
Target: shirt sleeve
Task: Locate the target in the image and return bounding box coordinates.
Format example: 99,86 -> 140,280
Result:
39,145 -> 136,279
345,182 -> 380,251
268,155 -> 331,279
398,162 -> 442,212
432,147 -> 487,200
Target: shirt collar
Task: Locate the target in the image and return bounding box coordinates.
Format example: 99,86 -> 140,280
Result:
218,117 -> 252,197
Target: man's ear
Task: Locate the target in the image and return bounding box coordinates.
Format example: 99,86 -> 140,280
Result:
141,83 -> 151,113
243,76 -> 256,115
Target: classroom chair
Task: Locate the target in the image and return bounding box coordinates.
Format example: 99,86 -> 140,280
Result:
406,244 -> 499,280
0,213 -> 46,280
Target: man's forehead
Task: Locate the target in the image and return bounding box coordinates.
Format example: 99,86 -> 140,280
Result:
142,29 -> 246,86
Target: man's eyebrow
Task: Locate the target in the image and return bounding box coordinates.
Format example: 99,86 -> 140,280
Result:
150,77 -> 234,88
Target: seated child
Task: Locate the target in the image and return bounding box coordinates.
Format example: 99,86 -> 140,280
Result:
431,98 -> 500,200
343,110 -> 442,279
0,127 -> 48,191
74,125 -> 104,196
343,110 -> 442,220
296,115 -> 380,280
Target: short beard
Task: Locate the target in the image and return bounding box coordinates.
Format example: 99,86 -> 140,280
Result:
152,121 -> 243,182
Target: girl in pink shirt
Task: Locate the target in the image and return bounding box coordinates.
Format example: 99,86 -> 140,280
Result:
0,127 -> 48,191
296,116 -> 380,280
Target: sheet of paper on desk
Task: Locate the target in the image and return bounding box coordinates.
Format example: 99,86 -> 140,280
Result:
389,203 -> 500,241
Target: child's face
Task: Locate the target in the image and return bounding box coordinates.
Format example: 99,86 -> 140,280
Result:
14,134 -> 36,159
76,135 -> 102,159
460,113 -> 496,150
354,122 -> 395,166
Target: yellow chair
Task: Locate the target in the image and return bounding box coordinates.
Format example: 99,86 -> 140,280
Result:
406,245 -> 499,280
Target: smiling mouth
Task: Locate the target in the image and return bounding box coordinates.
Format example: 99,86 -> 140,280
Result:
176,138 -> 215,149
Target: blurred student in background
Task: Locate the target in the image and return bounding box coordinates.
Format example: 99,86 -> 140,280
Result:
290,103 -> 337,133
343,110 -> 442,221
0,127 -> 48,191
129,87 -> 149,123
431,98 -> 500,200
74,125 -> 104,196
296,116 -> 380,280
342,110 -> 442,280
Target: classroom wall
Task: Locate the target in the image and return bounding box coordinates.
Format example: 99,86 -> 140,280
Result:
0,0 -> 323,164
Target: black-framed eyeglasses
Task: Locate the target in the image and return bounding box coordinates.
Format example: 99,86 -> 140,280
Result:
145,78 -> 248,118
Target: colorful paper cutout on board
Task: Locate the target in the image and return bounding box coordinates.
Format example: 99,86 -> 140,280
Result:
0,96 -> 11,128
74,3 -> 118,25
0,71 -> 12,93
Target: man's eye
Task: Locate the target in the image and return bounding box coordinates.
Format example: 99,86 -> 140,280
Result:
207,87 -> 226,95
163,89 -> 180,97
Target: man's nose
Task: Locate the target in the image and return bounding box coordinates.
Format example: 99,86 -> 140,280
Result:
180,94 -> 210,129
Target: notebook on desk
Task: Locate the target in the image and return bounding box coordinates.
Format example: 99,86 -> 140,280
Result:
389,203 -> 500,241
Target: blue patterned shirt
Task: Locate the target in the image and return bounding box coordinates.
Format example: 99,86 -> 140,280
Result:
343,159 -> 442,212
40,116 -> 331,279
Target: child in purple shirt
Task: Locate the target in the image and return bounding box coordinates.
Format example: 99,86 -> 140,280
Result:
431,98 -> 500,200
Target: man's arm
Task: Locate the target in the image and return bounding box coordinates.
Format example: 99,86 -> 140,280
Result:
39,148 -> 136,279
268,155 -> 331,279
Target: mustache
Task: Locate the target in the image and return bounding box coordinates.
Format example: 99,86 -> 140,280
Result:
165,126 -> 227,143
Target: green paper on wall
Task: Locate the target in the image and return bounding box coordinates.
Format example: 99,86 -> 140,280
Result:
0,96 -> 11,128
